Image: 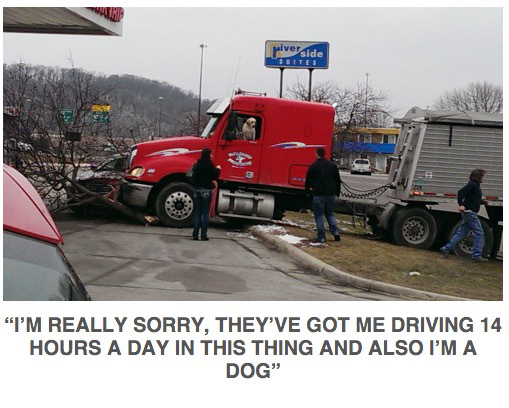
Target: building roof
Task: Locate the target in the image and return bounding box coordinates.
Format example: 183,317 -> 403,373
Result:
3,7 -> 123,36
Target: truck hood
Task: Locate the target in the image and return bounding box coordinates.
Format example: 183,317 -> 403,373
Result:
129,136 -> 213,177
135,136 -> 209,159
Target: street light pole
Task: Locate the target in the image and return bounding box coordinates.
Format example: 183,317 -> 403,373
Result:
364,72 -> 370,127
157,96 -> 163,139
197,43 -> 207,136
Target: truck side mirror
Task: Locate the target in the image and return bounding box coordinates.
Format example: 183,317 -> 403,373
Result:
224,111 -> 238,141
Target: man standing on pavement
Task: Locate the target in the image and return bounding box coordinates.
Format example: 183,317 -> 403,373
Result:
440,169 -> 488,262
305,147 -> 342,244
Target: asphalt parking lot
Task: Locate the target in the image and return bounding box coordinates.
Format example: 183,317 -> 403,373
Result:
56,213 -> 394,301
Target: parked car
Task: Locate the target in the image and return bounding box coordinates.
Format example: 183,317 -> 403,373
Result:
68,154 -> 128,214
77,153 -> 128,195
350,158 -> 372,175
3,164 -> 91,301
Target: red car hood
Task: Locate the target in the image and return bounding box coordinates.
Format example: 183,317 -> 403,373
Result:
3,165 -> 63,244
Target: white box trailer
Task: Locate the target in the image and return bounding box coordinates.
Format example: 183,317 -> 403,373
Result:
374,107 -> 503,258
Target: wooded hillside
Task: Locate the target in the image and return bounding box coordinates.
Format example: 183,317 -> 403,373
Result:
3,63 -> 215,139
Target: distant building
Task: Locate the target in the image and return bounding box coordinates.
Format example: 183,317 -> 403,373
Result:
333,127 -> 400,173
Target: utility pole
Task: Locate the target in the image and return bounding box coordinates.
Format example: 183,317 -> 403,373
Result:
197,43 -> 207,136
157,96 -> 163,139
364,72 -> 370,127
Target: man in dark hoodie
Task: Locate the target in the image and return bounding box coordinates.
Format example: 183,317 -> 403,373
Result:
441,169 -> 488,262
305,147 -> 342,244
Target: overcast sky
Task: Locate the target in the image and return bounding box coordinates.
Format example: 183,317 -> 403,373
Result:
3,7 -> 503,117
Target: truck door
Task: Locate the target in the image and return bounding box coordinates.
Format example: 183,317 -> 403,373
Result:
216,112 -> 263,184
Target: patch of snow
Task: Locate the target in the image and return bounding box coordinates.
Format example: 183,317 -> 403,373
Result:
280,218 -> 315,228
254,225 -> 287,234
226,232 -> 257,240
278,234 -> 306,244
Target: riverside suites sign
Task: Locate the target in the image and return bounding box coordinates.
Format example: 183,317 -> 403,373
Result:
264,40 -> 329,99
264,41 -> 329,69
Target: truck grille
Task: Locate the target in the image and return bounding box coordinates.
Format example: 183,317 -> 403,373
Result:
78,180 -> 114,195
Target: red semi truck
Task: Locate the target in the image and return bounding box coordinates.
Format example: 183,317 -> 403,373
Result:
122,94 -> 335,227
121,94 -> 503,259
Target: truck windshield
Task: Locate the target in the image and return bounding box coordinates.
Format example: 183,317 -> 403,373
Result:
200,116 -> 220,139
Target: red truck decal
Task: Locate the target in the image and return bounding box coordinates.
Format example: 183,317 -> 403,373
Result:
147,148 -> 202,158
270,142 -> 325,150
227,152 -> 253,167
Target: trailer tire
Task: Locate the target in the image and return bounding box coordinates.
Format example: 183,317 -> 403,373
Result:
392,207 -> 437,249
449,218 -> 494,258
156,182 -> 195,227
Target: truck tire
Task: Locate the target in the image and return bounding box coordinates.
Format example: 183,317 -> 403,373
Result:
156,182 -> 195,227
392,207 -> 437,249
448,218 -> 494,258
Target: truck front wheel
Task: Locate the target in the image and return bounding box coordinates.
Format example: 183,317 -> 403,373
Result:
392,207 -> 437,249
156,182 -> 195,227
448,218 -> 494,258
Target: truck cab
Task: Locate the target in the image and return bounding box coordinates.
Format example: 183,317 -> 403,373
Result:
122,94 -> 335,227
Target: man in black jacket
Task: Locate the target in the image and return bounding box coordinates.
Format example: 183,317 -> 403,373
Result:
440,169 -> 488,261
305,147 -> 341,243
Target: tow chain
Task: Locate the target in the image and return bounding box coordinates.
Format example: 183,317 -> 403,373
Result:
340,180 -> 392,199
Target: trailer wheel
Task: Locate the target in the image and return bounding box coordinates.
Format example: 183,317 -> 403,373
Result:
156,182 -> 195,227
392,207 -> 437,249
449,218 -> 494,258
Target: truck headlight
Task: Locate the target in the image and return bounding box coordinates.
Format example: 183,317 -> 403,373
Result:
129,166 -> 145,177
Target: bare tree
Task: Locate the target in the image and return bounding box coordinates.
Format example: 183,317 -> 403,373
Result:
287,79 -> 392,129
286,80 -> 340,104
172,110 -> 212,136
3,63 -> 151,224
435,81 -> 503,113
287,79 -> 392,161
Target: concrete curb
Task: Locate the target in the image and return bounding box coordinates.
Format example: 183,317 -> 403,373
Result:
250,227 -> 472,301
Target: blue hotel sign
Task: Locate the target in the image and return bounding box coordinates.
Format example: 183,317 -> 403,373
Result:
265,40 -> 329,69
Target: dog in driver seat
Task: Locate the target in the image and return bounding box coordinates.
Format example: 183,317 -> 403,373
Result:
241,117 -> 257,141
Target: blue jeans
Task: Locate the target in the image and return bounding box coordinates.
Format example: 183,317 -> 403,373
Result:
193,189 -> 212,239
442,211 -> 484,259
312,195 -> 340,241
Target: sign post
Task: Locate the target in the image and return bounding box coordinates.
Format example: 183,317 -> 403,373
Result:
279,68 -> 284,98
264,40 -> 329,99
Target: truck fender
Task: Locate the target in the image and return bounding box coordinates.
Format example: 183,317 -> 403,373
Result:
378,202 -> 399,230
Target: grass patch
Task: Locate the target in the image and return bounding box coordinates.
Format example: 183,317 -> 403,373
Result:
278,211 -> 502,301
